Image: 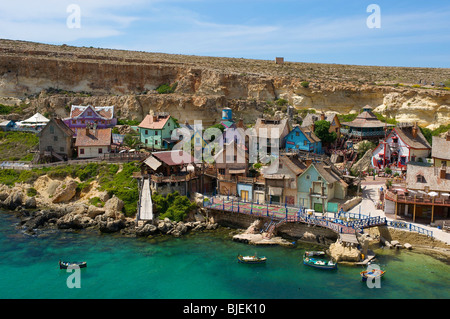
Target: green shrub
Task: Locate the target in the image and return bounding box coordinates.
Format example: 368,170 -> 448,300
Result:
301,81 -> 310,88
444,79 -> 450,88
89,197 -> 104,207
153,191 -> 196,222
156,83 -> 177,94
0,104 -> 13,115
275,98 -> 288,106
27,187 -> 37,197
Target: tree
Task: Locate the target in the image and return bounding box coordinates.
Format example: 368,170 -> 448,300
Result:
123,133 -> 141,149
314,120 -> 337,144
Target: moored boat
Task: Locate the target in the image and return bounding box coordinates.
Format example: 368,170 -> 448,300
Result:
59,260 -> 87,269
305,251 -> 326,257
303,254 -> 337,270
360,269 -> 385,281
237,254 -> 267,264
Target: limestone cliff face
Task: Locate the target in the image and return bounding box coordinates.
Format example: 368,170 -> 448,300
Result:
0,39 -> 449,128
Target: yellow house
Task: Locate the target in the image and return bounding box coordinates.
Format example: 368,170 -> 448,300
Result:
432,133 -> 450,167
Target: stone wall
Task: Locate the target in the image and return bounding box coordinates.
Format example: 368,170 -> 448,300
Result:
208,209 -> 338,242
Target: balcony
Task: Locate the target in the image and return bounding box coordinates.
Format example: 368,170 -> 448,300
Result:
385,190 -> 450,207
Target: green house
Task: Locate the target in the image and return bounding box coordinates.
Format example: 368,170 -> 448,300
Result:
297,163 -> 348,213
138,112 -> 179,150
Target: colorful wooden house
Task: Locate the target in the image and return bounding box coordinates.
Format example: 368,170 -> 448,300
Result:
340,106 -> 393,141
38,118 -> 74,162
297,163 -> 348,213
262,155 -> 307,205
372,123 -> 431,171
75,126 -> 112,159
138,111 -> 179,150
301,112 -> 341,139
431,133 -> 450,167
63,105 -> 116,136
285,126 -> 322,154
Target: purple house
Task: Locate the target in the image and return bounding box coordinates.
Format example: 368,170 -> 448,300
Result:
63,105 -> 116,136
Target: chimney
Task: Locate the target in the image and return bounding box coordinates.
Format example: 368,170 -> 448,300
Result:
305,159 -> 313,167
237,118 -> 244,128
412,122 -> 418,139
321,112 -> 325,121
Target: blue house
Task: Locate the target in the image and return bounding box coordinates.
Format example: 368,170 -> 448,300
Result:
285,126 -> 322,154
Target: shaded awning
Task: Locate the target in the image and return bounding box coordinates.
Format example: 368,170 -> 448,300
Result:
144,156 -> 162,170
268,187 -> 283,196
229,169 -> 246,174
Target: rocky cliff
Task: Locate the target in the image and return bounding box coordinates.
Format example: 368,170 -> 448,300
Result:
1,39 -> 449,128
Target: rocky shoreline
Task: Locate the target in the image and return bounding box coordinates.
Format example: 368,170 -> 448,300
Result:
6,203 -> 219,239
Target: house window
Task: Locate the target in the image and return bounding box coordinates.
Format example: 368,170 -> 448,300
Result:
49,125 -> 54,134
88,111 -> 92,116
81,120 -> 85,124
60,147 -> 64,152
296,132 -> 300,137
442,161 -> 447,167
80,148 -> 85,155
318,176 -> 322,181
145,139 -> 148,144
155,140 -> 158,145
145,130 -> 148,135
219,169 -> 225,175
53,135 -> 58,142
155,131 -> 158,136
196,138 -> 200,144
72,120 -> 76,124
416,175 -> 424,183
304,140 -> 307,146
306,175 -> 310,180
98,148 -> 103,154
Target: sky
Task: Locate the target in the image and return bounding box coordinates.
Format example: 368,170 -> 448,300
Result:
1,0 -> 449,68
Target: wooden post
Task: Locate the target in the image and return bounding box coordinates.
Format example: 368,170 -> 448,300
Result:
395,194 -> 398,220
413,195 -> 416,223
431,197 -> 435,223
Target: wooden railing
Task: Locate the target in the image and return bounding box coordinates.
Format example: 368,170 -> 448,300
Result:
0,152 -> 148,170
203,196 -> 386,234
385,191 -> 450,206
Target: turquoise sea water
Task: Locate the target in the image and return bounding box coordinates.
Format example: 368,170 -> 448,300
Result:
0,211 -> 449,299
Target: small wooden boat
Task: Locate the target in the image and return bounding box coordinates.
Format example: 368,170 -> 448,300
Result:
237,254 -> 267,264
360,269 -> 385,281
305,251 -> 326,257
59,260 -> 87,269
303,254 -> 337,270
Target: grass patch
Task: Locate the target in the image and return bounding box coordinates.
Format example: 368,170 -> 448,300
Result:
0,131 -> 39,161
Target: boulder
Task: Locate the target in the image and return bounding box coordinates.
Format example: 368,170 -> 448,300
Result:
99,219 -> 125,233
329,241 -> 361,262
87,205 -> 105,219
104,196 -> 124,218
3,191 -> 24,210
24,196 -> 37,209
52,180 -> 77,203
404,243 -> 412,250
136,223 -> 158,237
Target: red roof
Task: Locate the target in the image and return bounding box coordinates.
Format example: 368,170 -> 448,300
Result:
152,150 -> 195,166
139,114 -> 171,130
75,128 -> 112,147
